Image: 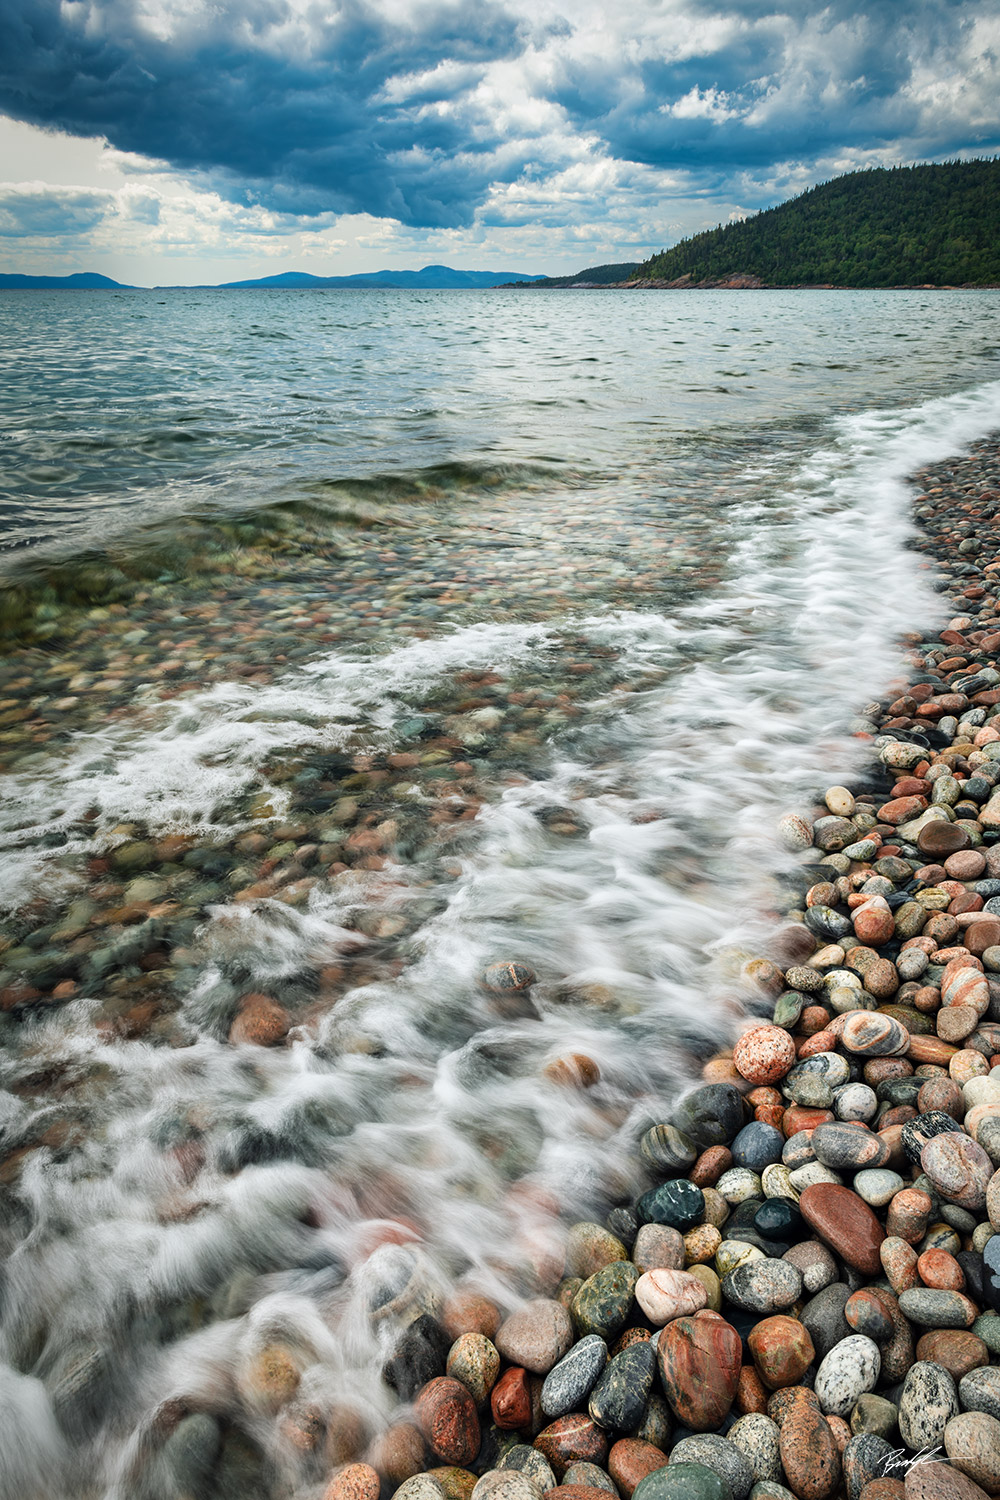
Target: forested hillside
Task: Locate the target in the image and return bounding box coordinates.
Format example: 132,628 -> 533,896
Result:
636,161 -> 1000,287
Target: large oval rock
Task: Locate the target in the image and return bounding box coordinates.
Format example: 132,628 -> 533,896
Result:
898,1361 -> 959,1452
635,1180 -> 705,1232
798,1184 -> 885,1274
534,1416 -> 609,1477
727,1413 -> 781,1484
959,1367 -> 1000,1422
633,1466 -> 728,1500
920,1134 -> 993,1212
635,1269 -> 707,1326
657,1313 -> 742,1431
747,1316 -> 814,1390
672,1085 -> 744,1150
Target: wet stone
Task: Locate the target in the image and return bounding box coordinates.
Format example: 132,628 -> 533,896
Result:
842,1435 -> 895,1500
495,1301 -> 574,1376
672,1085 -> 745,1150
779,1394 -> 842,1500
415,1377 -> 482,1467
801,1284 -> 853,1362
471,1473 -> 538,1500
731,1125 -> 785,1173
632,1466 -> 728,1500
916,1329 -> 989,1380
632,1225 -> 684,1274
534,1416 -> 609,1478
640,1126 -> 698,1176
747,1314 -> 815,1390
753,1201 -> 801,1243
499,1447 -> 556,1491
854,1170 -> 904,1208
384,1315 -> 451,1400
811,1124 -> 889,1172
572,1264 -> 640,1343
635,1181 -> 705,1233
567,1225 -> 631,1281
902,1111 -> 967,1163
588,1342 -> 656,1433
541,1336 -> 609,1419
943,1411 -> 1000,1495
491,1367 -> 532,1429
845,1289 -> 894,1342
634,1269 -> 707,1325
562,1464 -> 618,1496
608,1438 -> 669,1499
325,1465 -> 381,1500
782,1240 -> 838,1294
920,1133 -> 993,1211
798,1184 -> 886,1275
850,1395 -> 898,1440
447,1334 -> 501,1406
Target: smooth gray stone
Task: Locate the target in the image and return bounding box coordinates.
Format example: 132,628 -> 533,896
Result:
540,1333 -> 607,1417
669,1435 -> 754,1500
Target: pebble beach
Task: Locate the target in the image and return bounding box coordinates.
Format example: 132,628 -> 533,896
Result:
313,437 -> 1000,1500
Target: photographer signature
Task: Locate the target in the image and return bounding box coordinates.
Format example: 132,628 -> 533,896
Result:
879,1446 -> 974,1476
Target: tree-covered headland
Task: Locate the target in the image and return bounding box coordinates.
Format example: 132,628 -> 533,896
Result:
634,160 -> 1000,287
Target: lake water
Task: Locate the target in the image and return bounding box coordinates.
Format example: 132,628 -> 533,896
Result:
0,287 -> 999,1497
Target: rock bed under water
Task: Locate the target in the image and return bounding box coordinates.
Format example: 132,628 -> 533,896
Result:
3,438 -> 1000,1500
318,442 -> 1000,1500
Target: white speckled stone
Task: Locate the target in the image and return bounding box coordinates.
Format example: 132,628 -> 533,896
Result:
728,1413 -> 782,1484
813,1334 -> 881,1417
716,1168 -> 763,1205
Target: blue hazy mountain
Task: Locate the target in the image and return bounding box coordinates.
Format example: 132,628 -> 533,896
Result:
0,272 -> 134,288
212,264 -> 547,288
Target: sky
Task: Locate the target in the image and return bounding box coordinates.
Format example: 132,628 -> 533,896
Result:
0,0 -> 998,285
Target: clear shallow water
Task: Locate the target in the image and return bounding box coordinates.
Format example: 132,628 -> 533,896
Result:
0,289 -> 999,1498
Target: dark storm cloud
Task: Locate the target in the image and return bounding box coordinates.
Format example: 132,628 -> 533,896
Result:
1,0 -> 997,230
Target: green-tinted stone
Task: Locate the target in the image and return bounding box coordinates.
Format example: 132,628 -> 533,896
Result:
636,1179 -> 705,1231
633,1463 -> 728,1500
972,1314 -> 1000,1355
773,991 -> 806,1029
876,1005 -> 934,1035
571,1261 -> 640,1341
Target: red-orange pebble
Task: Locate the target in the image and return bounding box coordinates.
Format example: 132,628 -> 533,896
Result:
733,1025 -> 797,1084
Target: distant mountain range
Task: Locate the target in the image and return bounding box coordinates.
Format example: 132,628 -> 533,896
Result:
0,271 -> 135,289
0,264 -> 547,291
